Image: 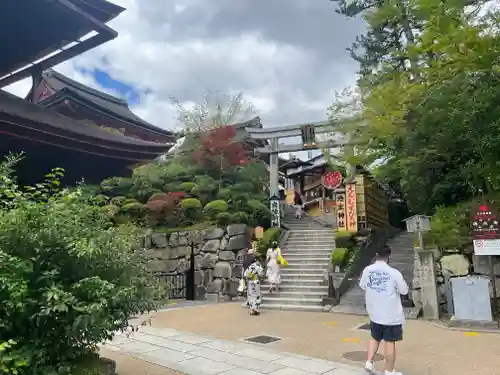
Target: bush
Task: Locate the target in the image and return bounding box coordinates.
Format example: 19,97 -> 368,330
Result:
0,161 -> 163,374
110,196 -> 127,206
203,200 -> 229,218
148,192 -> 170,202
94,194 -> 109,206
335,231 -> 357,249
121,202 -> 146,216
179,198 -> 203,224
100,204 -> 120,219
216,212 -> 233,226
100,177 -> 133,197
246,199 -> 271,226
179,182 -> 196,193
258,227 -> 282,258
232,211 -> 249,224
216,188 -> 232,201
427,205 -> 470,251
331,247 -> 349,269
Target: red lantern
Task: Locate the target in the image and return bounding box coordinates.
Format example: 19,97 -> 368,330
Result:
322,171 -> 342,190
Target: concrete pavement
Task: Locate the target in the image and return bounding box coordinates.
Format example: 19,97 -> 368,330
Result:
103,325 -> 365,375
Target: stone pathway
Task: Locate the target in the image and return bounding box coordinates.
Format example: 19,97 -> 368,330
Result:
103,326 -> 365,375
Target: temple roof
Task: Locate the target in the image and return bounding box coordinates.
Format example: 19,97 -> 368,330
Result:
0,90 -> 173,152
0,0 -> 123,87
35,70 -> 174,138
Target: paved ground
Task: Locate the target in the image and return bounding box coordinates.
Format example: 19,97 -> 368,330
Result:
103,302 -> 500,375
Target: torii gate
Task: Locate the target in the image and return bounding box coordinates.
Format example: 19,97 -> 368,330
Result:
246,120 -> 354,227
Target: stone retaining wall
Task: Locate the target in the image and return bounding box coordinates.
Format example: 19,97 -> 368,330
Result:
143,224 -> 253,302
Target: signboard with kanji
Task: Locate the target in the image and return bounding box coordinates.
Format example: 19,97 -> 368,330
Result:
346,183 -> 358,232
471,203 -> 500,240
322,171 -> 342,190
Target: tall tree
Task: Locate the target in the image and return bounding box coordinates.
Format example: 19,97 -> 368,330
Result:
328,0 -> 500,212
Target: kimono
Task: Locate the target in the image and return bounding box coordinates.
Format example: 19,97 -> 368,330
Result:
244,261 -> 264,314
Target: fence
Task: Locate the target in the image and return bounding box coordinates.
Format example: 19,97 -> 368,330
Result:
158,273 -> 188,299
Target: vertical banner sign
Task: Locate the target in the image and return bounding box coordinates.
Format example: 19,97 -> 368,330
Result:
270,195 -> 281,228
346,183 -> 358,232
336,193 -> 346,231
471,203 -> 500,255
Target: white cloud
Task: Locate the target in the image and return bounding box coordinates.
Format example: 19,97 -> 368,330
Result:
4,0 -> 363,132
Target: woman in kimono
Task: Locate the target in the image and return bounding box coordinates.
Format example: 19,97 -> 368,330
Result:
266,241 -> 281,293
244,259 -> 264,315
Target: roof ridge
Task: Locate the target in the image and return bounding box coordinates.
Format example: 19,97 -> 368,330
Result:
45,69 -> 129,107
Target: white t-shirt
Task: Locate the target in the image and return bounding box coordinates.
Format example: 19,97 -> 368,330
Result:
359,261 -> 409,326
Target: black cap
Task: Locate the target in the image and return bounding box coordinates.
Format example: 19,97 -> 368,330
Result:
376,245 -> 391,258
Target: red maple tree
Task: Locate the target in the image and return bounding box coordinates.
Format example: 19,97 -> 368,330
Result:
192,125 -> 250,170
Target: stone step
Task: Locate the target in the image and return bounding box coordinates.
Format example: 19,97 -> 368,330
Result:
280,278 -> 326,285
283,264 -> 329,271
282,254 -> 330,260
260,304 -> 325,312
266,284 -> 328,293
285,261 -> 329,266
261,290 -> 325,298
281,274 -> 325,281
283,251 -> 332,256
263,296 -> 323,306
281,269 -> 327,275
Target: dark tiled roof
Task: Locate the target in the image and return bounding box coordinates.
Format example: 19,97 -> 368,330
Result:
0,90 -> 173,150
0,0 -> 123,80
38,70 -> 174,137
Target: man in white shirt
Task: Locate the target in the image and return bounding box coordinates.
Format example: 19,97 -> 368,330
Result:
359,245 -> 409,375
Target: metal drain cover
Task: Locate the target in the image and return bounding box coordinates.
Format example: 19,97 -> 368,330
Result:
357,323 -> 371,330
244,335 -> 281,344
342,351 -> 384,362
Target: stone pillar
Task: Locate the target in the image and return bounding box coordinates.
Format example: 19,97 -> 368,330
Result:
269,137 -> 279,198
417,249 -> 439,320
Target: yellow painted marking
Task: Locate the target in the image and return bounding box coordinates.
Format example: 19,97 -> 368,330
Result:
342,338 -> 361,343
323,321 -> 338,326
463,332 -> 478,337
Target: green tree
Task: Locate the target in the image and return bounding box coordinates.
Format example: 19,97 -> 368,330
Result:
0,158 -> 163,374
328,0 -> 500,212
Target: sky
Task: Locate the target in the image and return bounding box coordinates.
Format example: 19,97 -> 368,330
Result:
5,0 -> 365,140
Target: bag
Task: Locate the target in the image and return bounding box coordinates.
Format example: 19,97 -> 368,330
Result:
277,249 -> 288,266
237,278 -> 246,293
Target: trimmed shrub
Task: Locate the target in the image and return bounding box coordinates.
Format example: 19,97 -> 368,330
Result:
121,202 -> 146,215
94,194 -> 109,206
216,212 -> 233,226
246,199 -> 271,226
100,204 -> 120,219
148,192 -> 170,202
123,198 -> 139,205
203,200 -> 229,218
180,198 -> 203,224
110,196 -> 127,206
216,188 -> 232,201
331,247 -> 349,269
335,231 -> 357,249
179,182 -> 196,193
258,227 -> 282,258
180,198 -> 202,210
232,211 -> 249,224
100,177 -> 133,196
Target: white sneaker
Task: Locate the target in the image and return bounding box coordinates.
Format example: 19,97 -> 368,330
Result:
385,371 -> 403,375
365,361 -> 375,373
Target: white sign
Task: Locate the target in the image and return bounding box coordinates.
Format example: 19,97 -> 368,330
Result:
473,239 -> 500,255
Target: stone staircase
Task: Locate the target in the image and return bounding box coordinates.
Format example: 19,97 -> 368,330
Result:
330,231 -> 419,318
261,215 -> 334,312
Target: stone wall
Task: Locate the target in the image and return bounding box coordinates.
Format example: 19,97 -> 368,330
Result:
144,224 -> 253,302
412,250 -> 500,314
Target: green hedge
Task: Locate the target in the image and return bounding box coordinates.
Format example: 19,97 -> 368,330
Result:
331,247 -> 349,268
335,231 -> 357,249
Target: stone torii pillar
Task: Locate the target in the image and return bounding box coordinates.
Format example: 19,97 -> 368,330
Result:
246,120 -> 348,227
